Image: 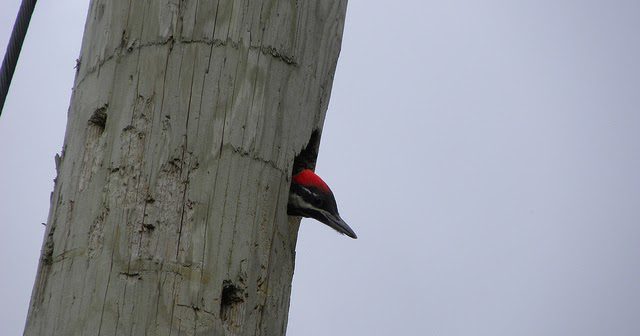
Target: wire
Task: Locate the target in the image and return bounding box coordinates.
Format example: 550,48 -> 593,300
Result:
0,0 -> 38,116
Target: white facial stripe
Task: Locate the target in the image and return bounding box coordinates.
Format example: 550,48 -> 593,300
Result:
290,193 -> 315,210
290,191 -> 350,235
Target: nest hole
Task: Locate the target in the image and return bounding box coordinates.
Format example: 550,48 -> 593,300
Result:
292,129 -> 321,174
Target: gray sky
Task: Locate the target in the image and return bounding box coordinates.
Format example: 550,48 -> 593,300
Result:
2,1 -> 640,335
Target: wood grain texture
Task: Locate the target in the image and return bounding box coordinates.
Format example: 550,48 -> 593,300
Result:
24,1 -> 347,335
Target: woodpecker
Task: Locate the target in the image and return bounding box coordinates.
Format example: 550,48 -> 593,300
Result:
287,169 -> 357,239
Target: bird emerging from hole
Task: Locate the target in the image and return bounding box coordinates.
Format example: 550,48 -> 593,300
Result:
287,169 -> 357,239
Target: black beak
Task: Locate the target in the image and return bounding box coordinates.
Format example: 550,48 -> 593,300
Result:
323,213 -> 357,239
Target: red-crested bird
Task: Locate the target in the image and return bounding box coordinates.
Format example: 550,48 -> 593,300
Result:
287,169 -> 357,239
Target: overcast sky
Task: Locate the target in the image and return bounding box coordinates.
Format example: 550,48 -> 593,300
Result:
2,1 -> 640,335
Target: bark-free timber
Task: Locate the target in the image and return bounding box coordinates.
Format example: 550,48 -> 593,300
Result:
24,1 -> 347,335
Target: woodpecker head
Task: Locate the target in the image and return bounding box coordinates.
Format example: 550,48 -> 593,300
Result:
287,169 -> 357,239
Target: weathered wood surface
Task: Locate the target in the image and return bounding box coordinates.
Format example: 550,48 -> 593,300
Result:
24,1 -> 347,335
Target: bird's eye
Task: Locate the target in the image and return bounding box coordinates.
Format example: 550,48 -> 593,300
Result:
310,190 -> 325,207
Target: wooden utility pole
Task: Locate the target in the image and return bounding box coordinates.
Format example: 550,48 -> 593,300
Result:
24,1 -> 347,335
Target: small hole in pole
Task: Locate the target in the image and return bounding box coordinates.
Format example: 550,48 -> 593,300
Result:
88,104 -> 108,131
